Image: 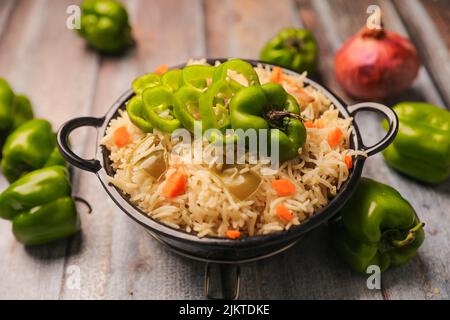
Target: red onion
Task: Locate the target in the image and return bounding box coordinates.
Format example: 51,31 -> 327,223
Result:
334,26 -> 420,100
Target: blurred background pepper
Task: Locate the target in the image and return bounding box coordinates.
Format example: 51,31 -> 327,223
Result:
0,78 -> 34,151
1,119 -> 65,183
260,28 -> 318,76
77,0 -> 133,54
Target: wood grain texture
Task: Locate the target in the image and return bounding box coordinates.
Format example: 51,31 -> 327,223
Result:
0,0 -> 449,300
60,0 -> 206,299
299,0 -> 449,300
420,0 -> 450,51
393,0 -> 450,109
0,0 -> 99,299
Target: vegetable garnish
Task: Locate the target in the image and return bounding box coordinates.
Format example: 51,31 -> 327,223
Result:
226,230 -> 241,239
276,204 -> 293,222
328,128 -> 343,148
162,169 -> 188,198
155,64 -> 169,75
304,119 -> 324,129
304,120 -> 315,128
113,126 -> 131,148
344,155 -> 353,169
269,66 -> 283,83
272,179 -> 296,196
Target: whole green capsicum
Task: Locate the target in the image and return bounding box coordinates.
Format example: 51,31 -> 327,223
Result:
0,78 -> 34,147
142,85 -> 181,133
77,0 -> 133,54
213,59 -> 260,87
230,83 -> 306,162
260,28 -> 318,75
382,102 -> 450,184
330,178 -> 425,274
1,119 -> 65,183
0,166 -> 80,245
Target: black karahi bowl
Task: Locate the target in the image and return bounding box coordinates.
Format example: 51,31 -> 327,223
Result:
57,59 -> 398,299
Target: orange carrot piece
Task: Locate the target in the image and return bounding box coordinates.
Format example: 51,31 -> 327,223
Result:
113,126 -> 131,148
271,179 -> 296,196
155,64 -> 169,75
270,66 -> 283,83
344,155 -> 353,169
162,170 -> 187,198
304,120 -> 315,128
315,119 -> 324,128
276,204 -> 293,222
328,128 -> 343,148
226,230 -> 241,239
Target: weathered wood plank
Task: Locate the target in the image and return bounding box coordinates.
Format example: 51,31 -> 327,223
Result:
300,0 -> 449,300
420,0 -> 450,51
0,0 -> 99,299
60,0 -> 206,299
0,0 -> 16,41
393,0 -> 450,109
205,0 -> 382,300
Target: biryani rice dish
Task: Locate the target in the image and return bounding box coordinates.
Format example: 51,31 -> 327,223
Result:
101,59 -> 364,238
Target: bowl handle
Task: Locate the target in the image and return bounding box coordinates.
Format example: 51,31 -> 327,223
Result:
57,116 -> 105,173
204,263 -> 240,300
347,102 -> 398,156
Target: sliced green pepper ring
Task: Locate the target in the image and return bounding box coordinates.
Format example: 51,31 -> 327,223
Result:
213,59 -> 260,87
142,86 -> 181,133
161,69 -> 183,92
132,73 -> 161,95
182,65 -> 215,90
199,80 -> 241,132
174,85 -> 201,133
126,95 -> 153,133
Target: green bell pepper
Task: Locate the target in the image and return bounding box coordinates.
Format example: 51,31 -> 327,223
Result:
142,86 -> 181,133
78,0 -> 133,54
132,73 -> 161,95
0,166 -> 80,245
161,69 -> 183,92
330,178 -> 425,274
173,85 -> 202,133
1,119 -> 65,183
199,80 -> 242,132
213,59 -> 260,87
382,102 -> 450,184
230,83 -> 306,162
0,78 -> 33,147
182,65 -> 215,90
126,95 -> 153,133
260,28 -> 318,75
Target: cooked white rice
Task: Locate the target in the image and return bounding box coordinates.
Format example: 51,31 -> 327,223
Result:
101,60 -> 365,238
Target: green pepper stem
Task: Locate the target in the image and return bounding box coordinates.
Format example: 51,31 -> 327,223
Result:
285,37 -> 303,51
74,196 -> 93,214
265,110 -> 304,123
391,222 -> 425,248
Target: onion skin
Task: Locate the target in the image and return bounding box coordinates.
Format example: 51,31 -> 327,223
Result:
335,27 -> 420,100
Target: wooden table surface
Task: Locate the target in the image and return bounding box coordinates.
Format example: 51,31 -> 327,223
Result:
0,0 -> 449,300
